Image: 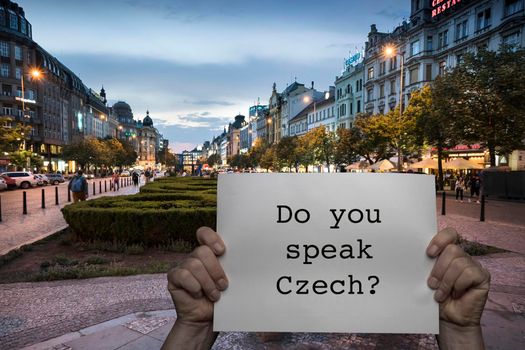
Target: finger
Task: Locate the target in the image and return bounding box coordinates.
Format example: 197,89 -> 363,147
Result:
182,258 -> 221,302
427,227 -> 458,257
168,267 -> 203,299
196,227 -> 226,255
453,265 -> 490,296
191,245 -> 228,291
428,244 -> 465,288
433,256 -> 470,302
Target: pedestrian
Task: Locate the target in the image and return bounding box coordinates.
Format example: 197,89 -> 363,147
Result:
112,172 -> 120,191
455,176 -> 465,202
470,175 -> 481,203
68,170 -> 88,203
132,171 -> 139,186
144,169 -> 151,184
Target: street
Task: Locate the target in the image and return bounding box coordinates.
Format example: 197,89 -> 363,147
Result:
0,178 -> 140,256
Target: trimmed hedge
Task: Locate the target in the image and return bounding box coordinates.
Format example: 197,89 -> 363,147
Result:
62,177 -> 217,245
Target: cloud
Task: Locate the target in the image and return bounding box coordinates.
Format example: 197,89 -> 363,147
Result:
375,8 -> 409,21
154,112 -> 231,129
183,100 -> 236,106
170,142 -> 199,153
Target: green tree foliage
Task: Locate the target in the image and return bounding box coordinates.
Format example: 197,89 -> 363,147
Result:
306,125 -> 336,172
63,137 -> 137,170
275,136 -> 300,172
248,138 -> 268,167
228,154 -> 252,169
352,114 -> 393,165
296,134 -> 315,172
450,46 -> 525,166
259,145 -> 276,171
206,153 -> 221,167
8,150 -> 43,171
334,127 -> 360,168
0,117 -> 31,152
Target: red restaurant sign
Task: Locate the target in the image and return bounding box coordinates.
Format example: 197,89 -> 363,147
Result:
432,0 -> 462,18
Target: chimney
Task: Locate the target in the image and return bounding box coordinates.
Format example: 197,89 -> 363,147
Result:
311,81 -> 315,89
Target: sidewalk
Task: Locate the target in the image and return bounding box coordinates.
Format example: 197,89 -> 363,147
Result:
1,213 -> 523,350
0,181 -> 141,256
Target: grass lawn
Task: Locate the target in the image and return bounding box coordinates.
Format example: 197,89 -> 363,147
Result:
0,228 -> 191,284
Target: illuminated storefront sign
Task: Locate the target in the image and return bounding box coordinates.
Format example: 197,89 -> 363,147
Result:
15,97 -> 36,104
432,0 -> 462,18
345,51 -> 364,68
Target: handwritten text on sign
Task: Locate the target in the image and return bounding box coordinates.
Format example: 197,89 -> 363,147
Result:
214,174 -> 438,334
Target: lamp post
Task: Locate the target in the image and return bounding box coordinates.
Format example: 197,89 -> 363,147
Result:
384,45 -> 405,172
19,68 -> 42,170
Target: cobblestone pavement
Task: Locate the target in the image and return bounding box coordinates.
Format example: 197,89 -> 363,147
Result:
0,179 -> 141,256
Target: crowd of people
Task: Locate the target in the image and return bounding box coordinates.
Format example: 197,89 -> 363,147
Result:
454,174 -> 482,203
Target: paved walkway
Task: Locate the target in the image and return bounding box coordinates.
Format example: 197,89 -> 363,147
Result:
1,213 -> 523,350
0,179 -> 141,256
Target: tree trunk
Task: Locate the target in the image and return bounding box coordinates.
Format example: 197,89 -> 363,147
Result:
488,143 -> 496,167
437,145 -> 444,191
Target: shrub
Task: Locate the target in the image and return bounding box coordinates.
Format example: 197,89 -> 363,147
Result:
62,177 -> 217,246
125,244 -> 145,255
85,256 -> 110,265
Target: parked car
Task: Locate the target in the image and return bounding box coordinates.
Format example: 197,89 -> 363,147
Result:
0,178 -> 7,191
0,172 -> 39,189
120,171 -> 130,177
35,174 -> 49,186
46,173 -> 65,185
0,174 -> 17,190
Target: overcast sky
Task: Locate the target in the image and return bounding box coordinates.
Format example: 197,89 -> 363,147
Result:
19,0 -> 409,152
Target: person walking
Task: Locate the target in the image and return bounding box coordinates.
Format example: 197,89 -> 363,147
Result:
132,171 -> 139,186
470,175 -> 481,203
68,170 -> 88,203
112,172 -> 120,191
144,168 -> 152,184
455,176 -> 465,202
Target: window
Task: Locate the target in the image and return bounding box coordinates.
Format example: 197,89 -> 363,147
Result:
14,46 -> 22,60
2,106 -> 13,115
1,64 -> 10,78
457,53 -> 465,64
9,11 -> 17,30
350,102 -> 353,115
379,61 -> 386,75
426,36 -> 433,51
505,0 -> 523,16
15,67 -> 21,79
2,84 -> 11,96
390,56 -> 397,70
0,41 -> 9,57
476,8 -> 491,30
0,9 -> 5,26
20,17 -> 26,34
367,88 -> 374,101
357,100 -> 361,113
409,66 -> 419,84
438,30 -> 449,49
367,67 -> 375,80
390,80 -> 396,95
425,64 -> 433,81
379,84 -> 385,98
503,32 -> 521,50
456,20 -> 468,40
410,40 -> 420,56
439,61 -> 446,76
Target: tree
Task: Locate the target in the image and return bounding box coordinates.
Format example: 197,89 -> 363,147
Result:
0,117 -> 31,152
450,46 -> 525,166
275,136 -> 300,172
259,146 -> 276,172
8,150 -> 43,171
296,134 -> 315,172
62,138 -> 96,170
206,154 -> 221,167
334,127 -> 360,169
306,125 -> 336,172
248,138 -> 268,167
353,114 -> 393,165
404,84 -> 459,189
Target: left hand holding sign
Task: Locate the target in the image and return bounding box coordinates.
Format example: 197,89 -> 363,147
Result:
162,227 -> 490,350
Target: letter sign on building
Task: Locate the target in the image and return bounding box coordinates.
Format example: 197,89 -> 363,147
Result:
432,0 -> 462,18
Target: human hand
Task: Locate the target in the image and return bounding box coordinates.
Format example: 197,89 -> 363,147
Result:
162,227 -> 227,350
427,228 -> 490,349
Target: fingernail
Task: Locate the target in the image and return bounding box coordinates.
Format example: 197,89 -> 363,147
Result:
428,245 -> 439,257
210,290 -> 220,302
428,277 -> 439,289
217,279 -> 228,290
434,290 -> 444,302
214,243 -> 224,254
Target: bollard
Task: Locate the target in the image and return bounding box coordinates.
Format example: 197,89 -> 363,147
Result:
480,195 -> 485,222
41,188 -> 46,209
99,181 -> 102,194
93,182 -> 96,196
23,191 -> 27,215
105,181 -> 107,192
0,195 -> 2,222
121,178 -> 123,188
55,186 -> 59,205
441,191 -> 446,216
68,189 -> 71,202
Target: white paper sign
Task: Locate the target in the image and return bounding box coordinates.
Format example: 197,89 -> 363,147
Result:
214,173 -> 438,334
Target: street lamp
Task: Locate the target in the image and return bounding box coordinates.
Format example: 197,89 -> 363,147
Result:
384,45 -> 405,172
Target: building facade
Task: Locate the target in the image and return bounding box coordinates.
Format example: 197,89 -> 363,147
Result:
335,61 -> 364,130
